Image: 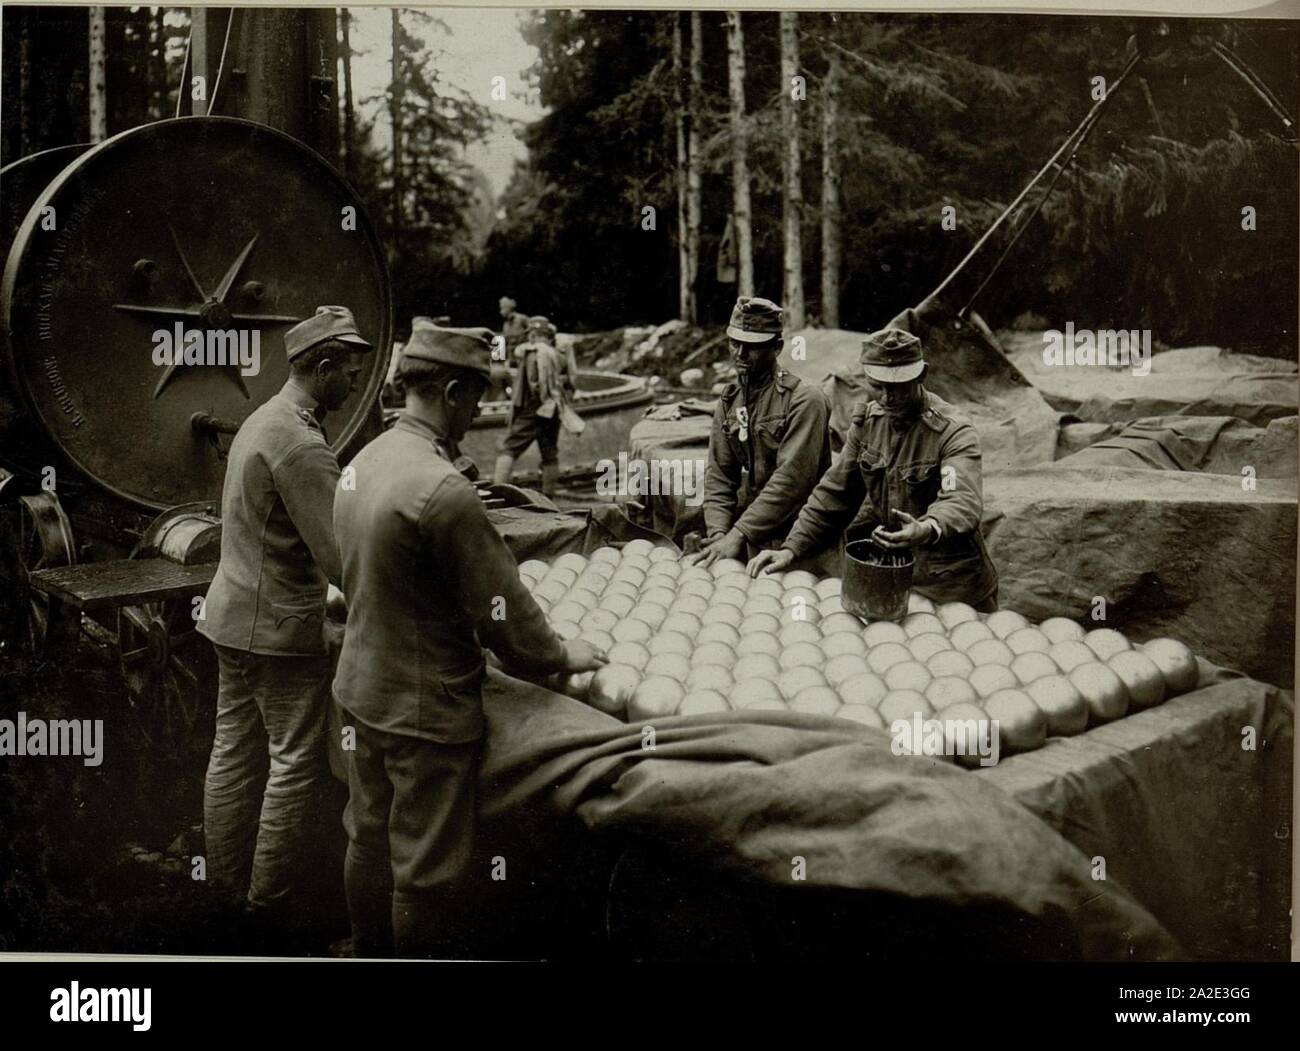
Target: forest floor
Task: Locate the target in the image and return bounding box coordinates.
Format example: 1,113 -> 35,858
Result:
0,643 -> 349,956
0,638 -> 612,958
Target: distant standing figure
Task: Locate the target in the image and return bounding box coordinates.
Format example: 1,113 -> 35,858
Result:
493,315 -> 574,497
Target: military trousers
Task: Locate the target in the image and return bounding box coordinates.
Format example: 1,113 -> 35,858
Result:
340,712 -> 482,958
499,410 -> 560,464
203,644 -> 331,910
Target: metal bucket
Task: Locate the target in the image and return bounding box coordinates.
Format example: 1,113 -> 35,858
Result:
842,539 -> 914,622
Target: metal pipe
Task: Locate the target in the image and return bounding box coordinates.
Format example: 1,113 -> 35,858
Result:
1210,41 -> 1297,142
958,58 -> 1140,318
925,52 -> 1142,310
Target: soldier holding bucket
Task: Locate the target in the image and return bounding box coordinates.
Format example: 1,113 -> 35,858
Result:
748,327 -> 998,612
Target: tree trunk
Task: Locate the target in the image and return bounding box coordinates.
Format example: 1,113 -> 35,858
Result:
148,5 -> 167,121
780,12 -> 804,329
821,49 -> 842,328
88,7 -> 108,143
673,15 -> 690,322
686,13 -> 703,323
341,8 -> 356,181
390,9 -> 404,236
726,12 -> 753,298
18,18 -> 33,155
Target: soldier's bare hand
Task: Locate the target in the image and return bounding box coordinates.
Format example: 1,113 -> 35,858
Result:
685,529 -> 745,568
748,547 -> 795,578
562,639 -> 608,673
873,510 -> 932,550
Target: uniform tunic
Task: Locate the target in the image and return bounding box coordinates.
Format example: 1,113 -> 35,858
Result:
199,382 -> 341,656
702,368 -> 831,548
500,340 -> 574,464
333,412 -> 567,744
199,380 -> 340,906
783,389 -> 998,606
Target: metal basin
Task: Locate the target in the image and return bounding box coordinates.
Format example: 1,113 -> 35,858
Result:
436,368 -> 653,473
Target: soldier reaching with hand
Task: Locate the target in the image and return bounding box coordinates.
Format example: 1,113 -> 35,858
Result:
748,327 -> 998,610
332,324 -> 606,958
686,295 -> 831,568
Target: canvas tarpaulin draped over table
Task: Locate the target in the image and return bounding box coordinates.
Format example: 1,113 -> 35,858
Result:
484,501 -> 676,562
323,499 -> 1290,960
473,670 -> 1182,962
627,409 -> 712,541
979,663 -> 1292,961
468,658 -> 1291,961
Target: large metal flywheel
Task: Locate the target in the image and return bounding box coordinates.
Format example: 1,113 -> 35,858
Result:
1,117 -> 392,511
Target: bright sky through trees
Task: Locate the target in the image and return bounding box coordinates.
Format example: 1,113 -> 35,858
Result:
348,5 -> 545,196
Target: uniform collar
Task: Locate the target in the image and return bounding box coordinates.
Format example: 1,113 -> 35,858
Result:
864,388 -> 947,431
281,378 -> 326,421
725,366 -> 791,401
394,411 -> 455,460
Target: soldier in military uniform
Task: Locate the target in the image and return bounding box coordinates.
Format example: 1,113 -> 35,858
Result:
332,324 -> 605,958
499,296 -> 529,358
749,327 -> 999,610
199,305 -> 373,929
686,296 -> 831,568
492,315 -> 573,497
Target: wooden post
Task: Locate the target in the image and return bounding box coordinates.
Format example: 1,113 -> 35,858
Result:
821,49 -> 842,328
148,6 -> 167,122
18,18 -> 33,155
726,12 -> 754,299
780,12 -> 805,329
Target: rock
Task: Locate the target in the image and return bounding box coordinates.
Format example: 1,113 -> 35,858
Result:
984,466 -> 1296,687
680,368 -> 705,386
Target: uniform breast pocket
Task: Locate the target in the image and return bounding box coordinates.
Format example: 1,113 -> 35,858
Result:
901,462 -> 941,510
752,416 -> 787,454
857,446 -> 886,480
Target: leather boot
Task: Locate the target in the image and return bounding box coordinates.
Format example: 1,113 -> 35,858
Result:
492,454 -> 515,485
541,463 -> 560,497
